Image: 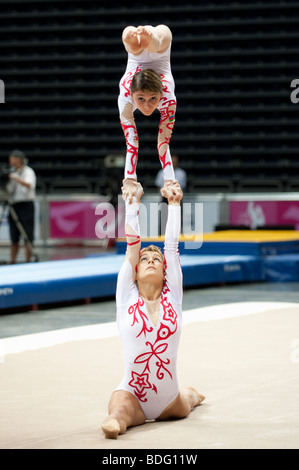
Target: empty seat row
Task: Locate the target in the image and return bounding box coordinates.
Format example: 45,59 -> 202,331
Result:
0,0 -> 298,194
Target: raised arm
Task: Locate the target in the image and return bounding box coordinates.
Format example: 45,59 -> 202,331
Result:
118,181 -> 143,291
123,179 -> 144,264
116,181 -> 143,306
161,181 -> 183,302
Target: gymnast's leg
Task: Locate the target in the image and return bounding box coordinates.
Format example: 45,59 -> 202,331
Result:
122,24 -> 172,55
101,390 -> 146,439
157,387 -> 205,421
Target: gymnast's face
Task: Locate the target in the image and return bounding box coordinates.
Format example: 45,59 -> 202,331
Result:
136,250 -> 165,285
131,90 -> 162,116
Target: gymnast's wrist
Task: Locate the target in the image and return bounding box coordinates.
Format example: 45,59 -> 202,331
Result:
168,199 -> 181,206
123,177 -> 137,184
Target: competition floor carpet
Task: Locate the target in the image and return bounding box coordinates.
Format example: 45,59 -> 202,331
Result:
0,300 -> 298,449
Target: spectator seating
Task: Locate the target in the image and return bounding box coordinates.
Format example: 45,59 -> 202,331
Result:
0,1 -> 298,194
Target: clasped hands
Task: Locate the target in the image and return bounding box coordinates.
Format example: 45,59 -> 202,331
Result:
160,179 -> 183,205
9,173 -> 20,182
122,178 -> 183,204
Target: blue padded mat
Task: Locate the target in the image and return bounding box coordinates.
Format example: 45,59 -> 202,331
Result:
116,238 -> 299,256
264,254 -> 299,282
0,253 -> 264,310
180,254 -> 263,287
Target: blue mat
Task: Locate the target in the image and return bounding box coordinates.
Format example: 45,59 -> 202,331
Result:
181,254 -> 263,287
264,254 -> 299,282
0,253 -> 264,310
116,238 -> 299,256
0,256 -> 122,311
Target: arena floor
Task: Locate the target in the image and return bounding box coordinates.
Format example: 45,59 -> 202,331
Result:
0,276 -> 298,449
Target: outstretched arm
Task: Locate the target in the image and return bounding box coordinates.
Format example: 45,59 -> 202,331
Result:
123,180 -> 143,263
162,181 -> 183,302
123,180 -> 143,266
116,181 -> 143,305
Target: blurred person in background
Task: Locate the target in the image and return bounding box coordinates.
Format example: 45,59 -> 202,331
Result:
6,150 -> 36,263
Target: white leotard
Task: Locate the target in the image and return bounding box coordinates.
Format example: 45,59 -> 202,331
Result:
115,205 -> 182,420
118,34 -> 176,181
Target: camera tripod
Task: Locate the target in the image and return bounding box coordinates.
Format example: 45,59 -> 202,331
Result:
0,197 -> 39,263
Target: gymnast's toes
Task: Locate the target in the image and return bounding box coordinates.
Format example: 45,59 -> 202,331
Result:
101,418 -> 121,439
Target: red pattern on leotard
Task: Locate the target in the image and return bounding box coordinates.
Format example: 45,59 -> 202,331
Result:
127,283 -> 178,402
121,121 -> 139,176
158,97 -> 176,170
120,66 -> 142,97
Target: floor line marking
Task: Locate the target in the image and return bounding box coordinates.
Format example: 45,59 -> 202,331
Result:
0,301 -> 298,358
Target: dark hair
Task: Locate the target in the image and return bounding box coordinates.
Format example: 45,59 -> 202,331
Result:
131,69 -> 163,95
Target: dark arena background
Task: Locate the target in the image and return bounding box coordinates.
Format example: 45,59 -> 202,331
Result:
0,0 -> 299,451
1,0 -> 298,193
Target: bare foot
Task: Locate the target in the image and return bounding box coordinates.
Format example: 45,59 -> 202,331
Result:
101,418 -> 121,439
136,26 -> 153,50
185,387 -> 205,408
123,26 -> 143,54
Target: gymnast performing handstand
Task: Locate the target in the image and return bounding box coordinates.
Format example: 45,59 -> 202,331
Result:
119,25 -> 177,201
101,180 -> 205,439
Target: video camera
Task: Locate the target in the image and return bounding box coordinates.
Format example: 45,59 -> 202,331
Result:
0,165 -> 11,188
